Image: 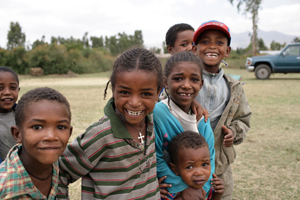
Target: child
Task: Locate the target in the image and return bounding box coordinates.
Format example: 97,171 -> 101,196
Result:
0,66 -> 19,162
57,48 -> 163,199
167,131 -> 224,200
0,87 -> 73,199
166,23 -> 194,54
192,20 -> 252,199
154,51 -> 215,199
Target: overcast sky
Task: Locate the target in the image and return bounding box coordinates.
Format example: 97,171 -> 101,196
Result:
1,0 -> 299,50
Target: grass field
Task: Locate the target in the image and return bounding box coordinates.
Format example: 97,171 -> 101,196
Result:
18,68 -> 300,200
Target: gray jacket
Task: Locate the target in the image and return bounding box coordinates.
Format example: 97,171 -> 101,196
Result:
214,73 -> 252,175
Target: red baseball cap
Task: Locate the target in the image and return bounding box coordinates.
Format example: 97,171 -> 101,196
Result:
193,20 -> 231,46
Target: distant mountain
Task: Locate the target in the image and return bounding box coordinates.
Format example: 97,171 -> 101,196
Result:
230,30 -> 297,49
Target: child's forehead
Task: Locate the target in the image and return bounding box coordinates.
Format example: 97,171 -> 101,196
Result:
25,100 -> 70,116
0,71 -> 18,83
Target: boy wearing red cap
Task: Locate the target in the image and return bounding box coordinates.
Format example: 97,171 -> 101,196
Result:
192,20 -> 252,200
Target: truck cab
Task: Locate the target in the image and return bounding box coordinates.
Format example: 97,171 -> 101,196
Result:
245,43 -> 300,79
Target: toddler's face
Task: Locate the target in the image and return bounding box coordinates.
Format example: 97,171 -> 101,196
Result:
113,70 -> 159,127
16,100 -> 72,166
172,146 -> 211,189
164,62 -> 203,113
193,29 -> 231,70
0,72 -> 19,113
168,30 -> 194,55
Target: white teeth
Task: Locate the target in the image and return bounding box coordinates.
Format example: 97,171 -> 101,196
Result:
180,93 -> 192,97
127,110 -> 142,116
205,53 -> 217,57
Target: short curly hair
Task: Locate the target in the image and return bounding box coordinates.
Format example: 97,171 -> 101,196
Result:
104,48 -> 163,99
0,66 -> 19,84
15,87 -> 71,127
165,23 -> 194,47
169,131 -> 208,165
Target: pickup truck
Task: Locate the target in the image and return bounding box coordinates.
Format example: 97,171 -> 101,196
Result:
245,43 -> 300,79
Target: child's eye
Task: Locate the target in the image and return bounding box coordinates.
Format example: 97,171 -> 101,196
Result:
119,91 -> 129,95
173,77 -> 182,81
191,78 -> 200,82
0,87 -> 3,90
10,86 -> 17,90
181,43 -> 187,47
186,165 -> 193,169
32,125 -> 43,130
217,41 -> 224,45
202,163 -> 210,167
142,92 -> 152,97
57,125 -> 67,130
200,40 -> 209,44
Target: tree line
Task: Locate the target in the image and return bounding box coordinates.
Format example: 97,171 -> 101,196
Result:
0,22 -> 144,74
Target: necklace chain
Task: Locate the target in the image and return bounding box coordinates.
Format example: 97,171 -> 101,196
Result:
26,166 -> 53,181
115,109 -> 147,146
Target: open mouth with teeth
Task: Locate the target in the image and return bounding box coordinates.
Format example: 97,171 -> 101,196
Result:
179,93 -> 193,97
205,53 -> 218,57
126,109 -> 144,117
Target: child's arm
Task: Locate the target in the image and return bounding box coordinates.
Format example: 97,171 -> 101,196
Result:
197,118 -> 215,196
190,100 -> 209,122
158,176 -> 172,199
226,87 -> 252,145
211,174 -> 224,200
57,123 -> 106,199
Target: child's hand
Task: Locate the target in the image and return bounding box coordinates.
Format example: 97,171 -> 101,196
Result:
191,100 -> 209,122
158,176 -> 171,199
181,187 -> 206,200
211,174 -> 224,194
222,126 -> 234,147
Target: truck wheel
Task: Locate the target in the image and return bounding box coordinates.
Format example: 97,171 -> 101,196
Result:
255,64 -> 271,79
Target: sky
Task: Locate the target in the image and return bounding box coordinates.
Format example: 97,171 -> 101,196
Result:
1,0 -> 300,50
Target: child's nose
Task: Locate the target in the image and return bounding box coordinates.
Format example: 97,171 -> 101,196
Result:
194,168 -> 204,176
187,44 -> 193,51
129,95 -> 141,107
45,128 -> 59,141
182,80 -> 192,89
2,87 -> 11,95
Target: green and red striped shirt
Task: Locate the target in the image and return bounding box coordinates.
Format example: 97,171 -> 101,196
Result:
57,98 -> 160,199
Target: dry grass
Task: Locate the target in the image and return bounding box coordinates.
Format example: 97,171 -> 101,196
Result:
18,69 -> 300,199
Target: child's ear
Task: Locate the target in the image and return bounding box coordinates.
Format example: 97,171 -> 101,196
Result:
11,126 -> 22,143
163,77 -> 168,89
192,45 -> 198,55
69,126 -> 73,138
200,79 -> 204,90
169,162 -> 179,175
167,45 -> 173,54
225,46 -> 231,57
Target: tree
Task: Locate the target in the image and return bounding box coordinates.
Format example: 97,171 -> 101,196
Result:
258,38 -> 268,50
228,0 -> 262,56
82,32 -> 90,49
292,37 -> 300,43
270,40 -> 286,50
90,36 -> 104,48
7,22 -> 26,50
32,35 -> 46,49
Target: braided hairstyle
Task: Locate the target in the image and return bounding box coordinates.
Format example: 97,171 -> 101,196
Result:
15,87 -> 71,127
164,51 -> 203,106
166,23 -> 194,47
169,131 -> 208,165
104,48 -> 163,99
0,66 -> 19,84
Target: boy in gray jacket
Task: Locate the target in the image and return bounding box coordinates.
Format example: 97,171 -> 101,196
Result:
192,20 -> 252,200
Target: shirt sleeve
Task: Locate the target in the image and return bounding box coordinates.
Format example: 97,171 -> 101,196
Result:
198,118 -> 215,196
228,87 -> 252,145
154,106 -> 189,194
57,124 -> 106,199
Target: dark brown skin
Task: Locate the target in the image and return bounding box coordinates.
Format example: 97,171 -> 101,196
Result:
211,174 -> 225,200
190,100 -> 209,122
159,176 -> 172,199
222,126 -> 234,147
